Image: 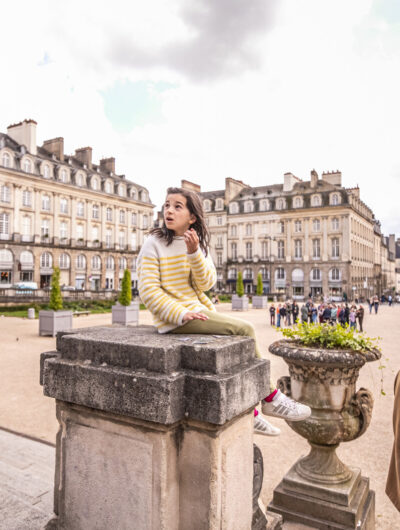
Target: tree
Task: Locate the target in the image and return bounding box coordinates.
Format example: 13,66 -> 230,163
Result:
49,267 -> 63,311
236,271 -> 244,297
256,272 -> 264,296
118,269 -> 132,306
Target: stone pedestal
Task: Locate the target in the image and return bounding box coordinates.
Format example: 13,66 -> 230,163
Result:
41,326 -> 270,530
111,301 -> 139,325
39,310 -> 73,337
232,294 -> 249,311
252,296 -> 268,309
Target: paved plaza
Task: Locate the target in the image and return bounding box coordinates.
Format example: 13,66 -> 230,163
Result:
0,305 -> 399,528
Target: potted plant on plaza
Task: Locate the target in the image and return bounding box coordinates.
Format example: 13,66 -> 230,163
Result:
112,269 -> 139,325
232,271 -> 249,311
39,266 -> 73,336
267,322 -> 381,527
252,273 -> 268,309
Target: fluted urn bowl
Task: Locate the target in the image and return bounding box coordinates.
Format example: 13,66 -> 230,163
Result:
269,340 -> 381,485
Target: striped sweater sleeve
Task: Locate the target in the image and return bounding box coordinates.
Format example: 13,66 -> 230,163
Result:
138,238 -> 189,326
187,248 -> 217,291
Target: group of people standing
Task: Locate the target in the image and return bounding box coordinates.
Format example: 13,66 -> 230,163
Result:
269,300 -> 365,332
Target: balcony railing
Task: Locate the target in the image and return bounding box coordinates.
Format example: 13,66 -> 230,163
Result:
21,235 -> 34,242
0,233 -> 11,240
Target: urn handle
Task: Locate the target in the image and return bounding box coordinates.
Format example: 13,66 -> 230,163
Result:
350,387 -> 374,438
277,376 -> 291,397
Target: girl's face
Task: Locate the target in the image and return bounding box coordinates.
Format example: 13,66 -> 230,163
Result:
164,194 -> 196,236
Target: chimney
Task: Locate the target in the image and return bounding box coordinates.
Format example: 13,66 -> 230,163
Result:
75,147 -> 92,169
181,179 -> 201,193
42,137 -> 64,161
224,177 -> 250,203
321,170 -> 342,186
100,157 -> 115,175
283,172 -> 301,192
7,119 -> 37,155
310,169 -> 318,188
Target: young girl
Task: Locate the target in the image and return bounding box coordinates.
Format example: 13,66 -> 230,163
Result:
138,187 -> 310,437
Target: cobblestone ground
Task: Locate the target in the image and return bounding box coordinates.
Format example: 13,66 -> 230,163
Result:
0,305 -> 399,528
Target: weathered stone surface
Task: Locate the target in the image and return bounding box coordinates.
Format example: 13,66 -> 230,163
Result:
41,327 -> 269,425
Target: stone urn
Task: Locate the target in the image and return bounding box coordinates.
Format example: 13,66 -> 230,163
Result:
268,339 -> 381,530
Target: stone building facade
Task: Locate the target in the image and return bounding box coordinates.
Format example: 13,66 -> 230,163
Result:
0,119 -> 154,291
183,170 -> 395,300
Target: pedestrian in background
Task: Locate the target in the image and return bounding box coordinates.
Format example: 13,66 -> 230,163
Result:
356,304 -> 364,332
269,304 -> 276,326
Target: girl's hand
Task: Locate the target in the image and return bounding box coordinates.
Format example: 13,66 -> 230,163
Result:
184,228 -> 199,254
182,312 -> 209,323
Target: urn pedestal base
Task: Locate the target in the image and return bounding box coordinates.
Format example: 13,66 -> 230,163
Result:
268,463 -> 375,529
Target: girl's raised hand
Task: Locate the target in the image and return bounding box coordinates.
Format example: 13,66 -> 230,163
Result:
182,311 -> 209,322
184,228 -> 199,254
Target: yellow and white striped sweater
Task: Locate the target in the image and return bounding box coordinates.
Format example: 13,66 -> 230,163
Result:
138,234 -> 217,333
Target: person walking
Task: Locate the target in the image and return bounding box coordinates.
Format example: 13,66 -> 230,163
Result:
367,297 -> 373,314
276,304 -> 282,328
356,304 -> 364,332
279,304 -> 287,328
373,295 -> 379,314
269,304 -> 276,326
349,306 -> 357,330
301,303 -> 308,324
344,303 -> 350,325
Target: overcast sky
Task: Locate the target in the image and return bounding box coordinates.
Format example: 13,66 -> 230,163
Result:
1,0 -> 399,235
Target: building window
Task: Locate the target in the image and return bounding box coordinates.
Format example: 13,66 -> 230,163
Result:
278,221 -> 285,234
43,165 -> 50,179
130,188 -> 137,199
1,185 -> 10,203
276,198 -> 285,210
216,216 -> 222,226
229,202 -> 238,214
330,268 -> 340,280
106,229 -> 112,248
119,210 -> 126,224
60,198 -> 68,214
331,193 -> 339,205
294,220 -> 302,233
59,253 -> 70,269
312,239 -> 321,259
131,213 -> 137,226
0,212 -> 9,236
311,268 -> 321,281
261,241 -> 268,260
230,225 -> 237,237
40,252 -> 52,268
23,159 -> 32,173
22,190 -> 32,207
131,256 -> 137,271
77,202 -> 84,217
260,200 -> 269,211
260,267 -> 269,281
294,197 -> 302,208
22,216 -> 31,237
92,226 -> 99,241
143,215 -> 148,229
332,217 -> 339,230
119,230 -> 125,247
312,219 -> 320,232
217,253 -> 222,267
60,222 -> 68,239
105,181 -> 112,194
203,200 -> 211,212
246,223 -> 252,236
92,205 -> 99,219
76,254 -> 86,269
332,237 -> 340,258
311,195 -> 321,206
60,169 -> 68,182
76,173 -> 84,186
119,185 -> 125,197
294,239 -> 302,259
41,219 -> 49,237
2,152 -> 11,167
92,178 -> 98,191
216,198 -> 223,210
276,267 -> 285,280
131,232 -> 137,251
217,236 -> 223,247
231,242 -> 237,259
106,256 -> 115,270
76,224 -> 84,240
92,255 -> 101,270
246,242 -> 252,260
244,201 -> 254,213
228,268 -> 237,280
42,195 -> 50,211
244,268 -> 253,280
106,208 -> 112,221
277,240 -> 285,259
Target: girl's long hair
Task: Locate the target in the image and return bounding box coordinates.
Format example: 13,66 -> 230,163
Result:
151,187 -> 210,255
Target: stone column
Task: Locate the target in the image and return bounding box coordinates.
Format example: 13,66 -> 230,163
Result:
304,218 -> 309,261
41,327 -> 270,530
322,216 -> 328,261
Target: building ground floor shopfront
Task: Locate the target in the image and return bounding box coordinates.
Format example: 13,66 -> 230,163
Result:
0,244 -> 139,293
222,261 -> 358,301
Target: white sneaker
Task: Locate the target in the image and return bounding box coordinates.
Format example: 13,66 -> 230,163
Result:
254,415 -> 281,436
262,390 -> 311,422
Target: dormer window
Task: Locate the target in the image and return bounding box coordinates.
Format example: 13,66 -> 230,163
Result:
294,197 -> 302,208
260,200 -> 269,211
216,198 -> 223,211
92,178 -> 98,191
105,181 -> 113,194
60,169 -> 68,183
311,194 -> 321,207
244,200 -> 254,213
23,159 -> 32,173
229,202 -> 238,214
204,200 -> 211,212
330,193 -> 340,205
276,198 -> 286,210
1,152 -> 11,168
43,164 -> 50,179
119,185 -> 125,197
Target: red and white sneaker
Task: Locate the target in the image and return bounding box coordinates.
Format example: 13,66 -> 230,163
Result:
262,390 -> 311,421
254,415 -> 281,436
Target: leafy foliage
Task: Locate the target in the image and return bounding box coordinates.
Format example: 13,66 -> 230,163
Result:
236,271 -> 244,297
256,273 -> 264,296
280,321 -> 381,354
49,267 -> 63,311
118,269 -> 132,306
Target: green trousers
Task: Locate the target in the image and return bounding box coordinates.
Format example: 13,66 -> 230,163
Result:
170,310 -> 273,392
